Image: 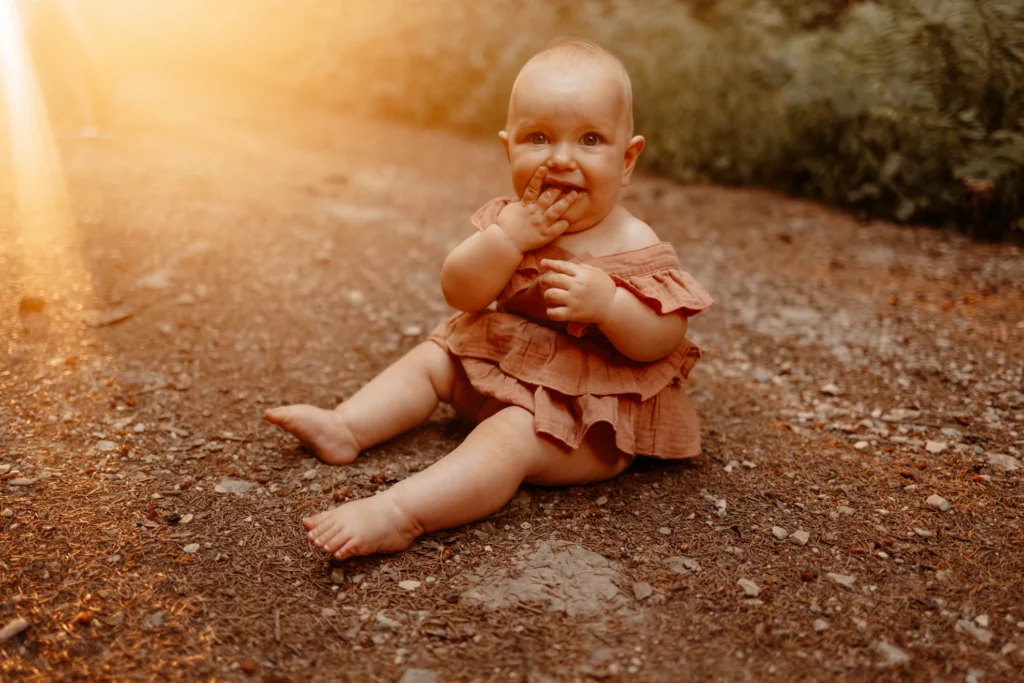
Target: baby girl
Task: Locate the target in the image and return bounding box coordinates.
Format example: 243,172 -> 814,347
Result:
265,37 -> 713,561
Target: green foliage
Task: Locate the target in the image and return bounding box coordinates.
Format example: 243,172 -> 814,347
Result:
87,0 -> 1024,238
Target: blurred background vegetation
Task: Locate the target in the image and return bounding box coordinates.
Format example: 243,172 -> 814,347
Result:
83,0 -> 1024,240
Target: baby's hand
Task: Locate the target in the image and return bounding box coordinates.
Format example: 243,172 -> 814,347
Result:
497,167 -> 579,253
540,259 -> 617,324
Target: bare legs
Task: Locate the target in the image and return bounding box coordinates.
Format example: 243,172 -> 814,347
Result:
266,341 -> 633,560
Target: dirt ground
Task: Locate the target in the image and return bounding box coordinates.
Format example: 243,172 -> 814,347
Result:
2,74 -> 1024,683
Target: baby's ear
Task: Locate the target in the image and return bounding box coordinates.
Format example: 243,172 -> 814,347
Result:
621,135 -> 645,186
498,131 -> 510,161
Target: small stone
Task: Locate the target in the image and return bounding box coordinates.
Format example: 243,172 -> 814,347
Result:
398,580 -> 421,591
790,530 -> 810,546
633,582 -> 653,601
737,578 -> 761,597
595,496 -> 608,506
914,528 -> 934,538
987,453 -> 1021,471
820,383 -> 842,396
330,567 -> 346,585
927,494 -> 951,512
935,570 -> 952,583
813,618 -> 829,633
975,614 -> 990,628
402,325 -> 423,337
179,513 -> 194,525
375,612 -> 402,630
95,440 -> 117,452
2,508 -> 12,518
925,440 -> 948,454
147,612 -> 164,628
303,469 -> 318,480
133,423 -> 146,433
956,618 -> 993,644
771,526 -> 788,540
398,670 -> 438,683
658,527 -> 672,536
854,441 -> 869,450
183,543 -> 200,554
875,641 -> 911,667
665,556 -> 702,574
321,608 -> 338,618
106,554 -> 121,564
0,617 -> 30,642
837,506 -> 854,516
8,478 -> 37,486
215,477 -> 255,495
826,572 -> 856,588
0,465 -> 10,475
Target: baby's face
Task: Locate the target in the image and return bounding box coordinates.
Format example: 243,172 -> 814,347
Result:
501,60 -> 641,232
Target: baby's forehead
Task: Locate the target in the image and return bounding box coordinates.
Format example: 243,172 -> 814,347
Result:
510,56 -> 632,122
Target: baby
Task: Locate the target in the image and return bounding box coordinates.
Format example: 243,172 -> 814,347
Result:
266,37 -> 713,561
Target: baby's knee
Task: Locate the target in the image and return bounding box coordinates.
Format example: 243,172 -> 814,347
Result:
482,407 -> 546,467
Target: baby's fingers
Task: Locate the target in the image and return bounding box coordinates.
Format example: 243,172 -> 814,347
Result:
545,191 -> 578,222
522,167 -> 547,204
546,306 -> 572,321
543,287 -> 571,306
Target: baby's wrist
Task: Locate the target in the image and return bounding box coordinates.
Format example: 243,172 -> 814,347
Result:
488,223 -> 526,257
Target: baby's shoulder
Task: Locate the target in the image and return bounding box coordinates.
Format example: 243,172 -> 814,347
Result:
609,211 -> 662,253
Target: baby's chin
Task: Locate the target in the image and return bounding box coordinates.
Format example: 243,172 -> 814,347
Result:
562,200 -> 611,232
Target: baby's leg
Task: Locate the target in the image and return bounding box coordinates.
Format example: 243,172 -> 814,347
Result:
265,342 -> 457,465
304,406 -> 633,560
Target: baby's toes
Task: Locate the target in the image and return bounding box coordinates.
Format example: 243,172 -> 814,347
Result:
319,526 -> 352,553
334,538 -> 362,561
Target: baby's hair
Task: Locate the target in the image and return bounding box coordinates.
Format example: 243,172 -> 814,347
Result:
529,37 -> 634,133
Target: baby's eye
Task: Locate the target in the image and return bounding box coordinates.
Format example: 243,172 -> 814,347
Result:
529,132 -> 549,145
581,133 -> 602,146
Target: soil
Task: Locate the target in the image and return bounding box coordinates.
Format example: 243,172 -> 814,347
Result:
2,75 -> 1023,682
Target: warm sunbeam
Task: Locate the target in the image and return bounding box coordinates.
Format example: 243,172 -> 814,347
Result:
0,0 -> 79,301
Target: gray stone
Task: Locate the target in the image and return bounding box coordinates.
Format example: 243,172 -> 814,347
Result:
632,582 -> 653,601
987,453 -> 1021,471
737,578 -> 760,597
875,641 -> 911,667
927,494 -> 951,512
826,572 -> 856,588
956,619 -> 993,645
398,670 -> 438,683
0,617 -> 30,642
665,556 -> 702,574
790,530 -> 810,546
772,526 -> 788,540
214,477 -> 255,495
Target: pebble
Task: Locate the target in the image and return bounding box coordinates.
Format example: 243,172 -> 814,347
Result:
375,612 -> 402,630
790,530 -> 810,546
0,465 -> 10,475
987,453 -> 1021,471
820,383 -> 842,396
914,528 -> 934,538
330,567 -> 346,585
95,440 -> 117,452
813,619 -> 829,633
321,608 -> 338,618
595,496 -> 608,506
133,423 -> 146,433
975,614 -> 990,628
633,582 -> 653,601
826,572 -> 856,588
854,441 -> 869,450
0,617 -> 30,642
665,556 -> 702,574
875,641 -> 911,667
303,469 -> 318,480
179,513 -> 194,525
183,543 -> 200,554
106,554 -> 121,564
398,580 -> 421,591
2,509 -> 12,518
737,578 -> 760,597
771,526 -> 788,540
214,478 -> 255,495
658,527 -> 672,536
837,506 -> 854,516
956,618 -> 993,644
927,494 -> 951,512
398,670 -> 438,683
8,478 -> 37,486
925,440 -> 948,454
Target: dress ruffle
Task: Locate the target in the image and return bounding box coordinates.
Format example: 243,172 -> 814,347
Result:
431,196 -> 714,459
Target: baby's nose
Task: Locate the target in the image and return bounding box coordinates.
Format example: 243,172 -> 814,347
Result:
546,145 -> 577,170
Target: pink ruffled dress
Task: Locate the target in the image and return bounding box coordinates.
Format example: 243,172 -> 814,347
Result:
428,198 -> 714,459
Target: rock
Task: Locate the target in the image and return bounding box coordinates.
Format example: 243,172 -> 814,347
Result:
179,513 -> 194,525
330,567 -> 346,585
826,572 -> 856,588
975,614 -> 990,628
790,530 -> 810,546
665,556 -> 702,574
183,543 -> 200,554
854,441 -> 869,450
632,582 -> 653,601
935,570 -> 953,583
147,612 -> 164,628
303,469 -> 318,480
106,554 -> 121,564
987,453 -> 1021,471
398,670 -> 438,683
771,526 -> 788,540
214,478 -> 255,495
321,608 -> 338,618
927,494 -> 951,512
658,527 -> 672,536
813,619 -> 829,633
737,578 -> 760,597
595,496 -> 608,506
956,618 -> 993,644
837,506 -> 854,516
914,528 -> 934,538
95,440 -> 117,452
925,441 -> 948,454
2,508 -> 12,518
375,612 -> 402,631
875,641 -> 911,667
8,478 -> 37,486
820,384 -> 842,396
0,617 -> 30,642
0,465 -> 11,475
399,580 -> 422,591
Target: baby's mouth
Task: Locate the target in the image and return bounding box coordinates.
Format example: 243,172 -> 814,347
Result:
542,180 -> 585,195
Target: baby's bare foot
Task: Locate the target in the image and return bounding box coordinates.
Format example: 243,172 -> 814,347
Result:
303,494 -> 423,560
264,404 -> 360,465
